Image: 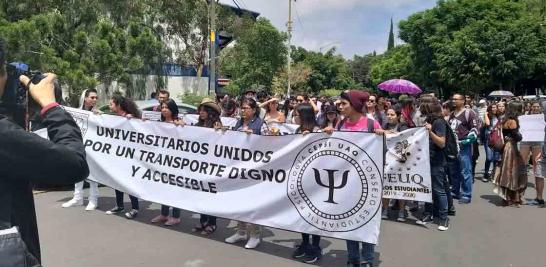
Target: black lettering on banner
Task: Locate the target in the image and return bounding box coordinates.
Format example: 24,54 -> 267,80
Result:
116,146 -> 135,159
214,145 -> 274,163
385,173 -> 426,187
138,168 -> 218,194
263,151 -> 273,163
84,139 -> 112,154
131,166 -> 140,177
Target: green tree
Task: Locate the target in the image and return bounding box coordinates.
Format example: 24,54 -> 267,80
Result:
219,18 -> 287,94
271,62 -> 312,95
399,0 -> 546,94
387,18 -> 395,51
369,45 -> 415,86
348,53 -> 377,88
291,47 -> 356,93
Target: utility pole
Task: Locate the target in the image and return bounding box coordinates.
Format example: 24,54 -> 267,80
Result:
209,0 -> 217,95
286,0 -> 293,98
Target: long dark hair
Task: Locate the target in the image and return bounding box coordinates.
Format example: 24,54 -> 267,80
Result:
296,103 -> 317,132
282,97 -> 293,115
421,101 -> 443,123
111,93 -> 141,118
197,105 -> 221,128
504,101 -> 523,126
161,99 -> 179,122
486,103 -> 497,118
320,104 -> 339,129
264,97 -> 279,113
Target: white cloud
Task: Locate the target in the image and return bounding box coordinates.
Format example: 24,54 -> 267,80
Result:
219,0 -> 436,57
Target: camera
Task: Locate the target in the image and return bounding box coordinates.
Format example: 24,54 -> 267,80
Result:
0,62 -> 62,128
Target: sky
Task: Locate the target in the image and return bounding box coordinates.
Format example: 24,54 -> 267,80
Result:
218,0 -> 437,59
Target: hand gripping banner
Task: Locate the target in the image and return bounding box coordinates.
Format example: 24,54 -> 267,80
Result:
64,107 -> 384,244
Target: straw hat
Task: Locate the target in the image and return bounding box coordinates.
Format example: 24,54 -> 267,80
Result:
198,98 -> 222,114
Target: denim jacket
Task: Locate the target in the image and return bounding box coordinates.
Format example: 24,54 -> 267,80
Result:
233,116 -> 263,135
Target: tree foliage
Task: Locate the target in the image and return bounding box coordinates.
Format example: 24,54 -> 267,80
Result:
369,45 -> 415,86
219,18 -> 287,94
397,0 -> 546,94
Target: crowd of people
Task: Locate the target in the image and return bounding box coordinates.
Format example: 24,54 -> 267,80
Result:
60,88 -> 545,267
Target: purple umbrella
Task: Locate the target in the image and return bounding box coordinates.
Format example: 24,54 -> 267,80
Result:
378,79 -> 422,95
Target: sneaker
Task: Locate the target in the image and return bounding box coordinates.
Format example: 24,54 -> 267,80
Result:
124,209 -> 138,219
458,198 -> 471,204
381,209 -> 388,219
360,262 -> 373,267
164,217 -> 181,226
85,201 -> 98,211
481,177 -> 489,183
301,246 -> 322,264
448,207 -> 456,216
292,244 -> 308,259
244,235 -> 261,249
225,232 -> 247,244
438,218 -> 450,231
105,206 -> 124,215
150,215 -> 168,223
416,215 -> 434,225
535,198 -> 545,206
396,210 -> 406,222
62,198 -> 83,208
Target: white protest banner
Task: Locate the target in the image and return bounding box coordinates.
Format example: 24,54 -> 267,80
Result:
180,114 -> 431,201
519,114 -> 545,143
383,128 -> 432,202
142,111 -> 162,121
65,107 -> 384,244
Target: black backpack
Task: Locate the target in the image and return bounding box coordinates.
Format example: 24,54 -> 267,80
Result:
442,120 -> 459,161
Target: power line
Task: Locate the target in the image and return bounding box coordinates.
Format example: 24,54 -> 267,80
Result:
294,1 -> 305,33
237,0 -> 248,9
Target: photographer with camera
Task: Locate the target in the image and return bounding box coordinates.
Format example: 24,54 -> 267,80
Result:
0,40 -> 89,266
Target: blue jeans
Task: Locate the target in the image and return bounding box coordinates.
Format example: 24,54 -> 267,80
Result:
346,241 -> 374,264
451,144 -> 473,200
424,165 -> 448,220
483,134 -> 500,176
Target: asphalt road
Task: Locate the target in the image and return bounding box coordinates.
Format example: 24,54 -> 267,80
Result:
35,149 -> 545,267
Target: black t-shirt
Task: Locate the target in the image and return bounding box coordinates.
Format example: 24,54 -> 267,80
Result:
430,118 -> 446,165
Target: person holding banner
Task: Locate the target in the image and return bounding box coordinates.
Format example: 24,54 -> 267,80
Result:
319,103 -> 339,129
290,103 -> 324,264
416,100 -> 450,231
62,89 -> 101,211
193,98 -> 223,235
378,107 -> 409,222
150,99 -> 184,226
519,101 -> 542,191
152,89 -> 170,111
225,97 -> 264,249
534,101 -> 546,206
324,90 -> 379,267
260,97 -> 285,124
105,94 -> 142,219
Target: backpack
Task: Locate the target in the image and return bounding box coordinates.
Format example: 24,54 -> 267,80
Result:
441,119 -> 460,161
337,117 -> 375,132
488,120 -> 504,152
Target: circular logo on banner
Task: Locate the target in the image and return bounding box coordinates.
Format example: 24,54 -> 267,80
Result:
287,137 -> 382,232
